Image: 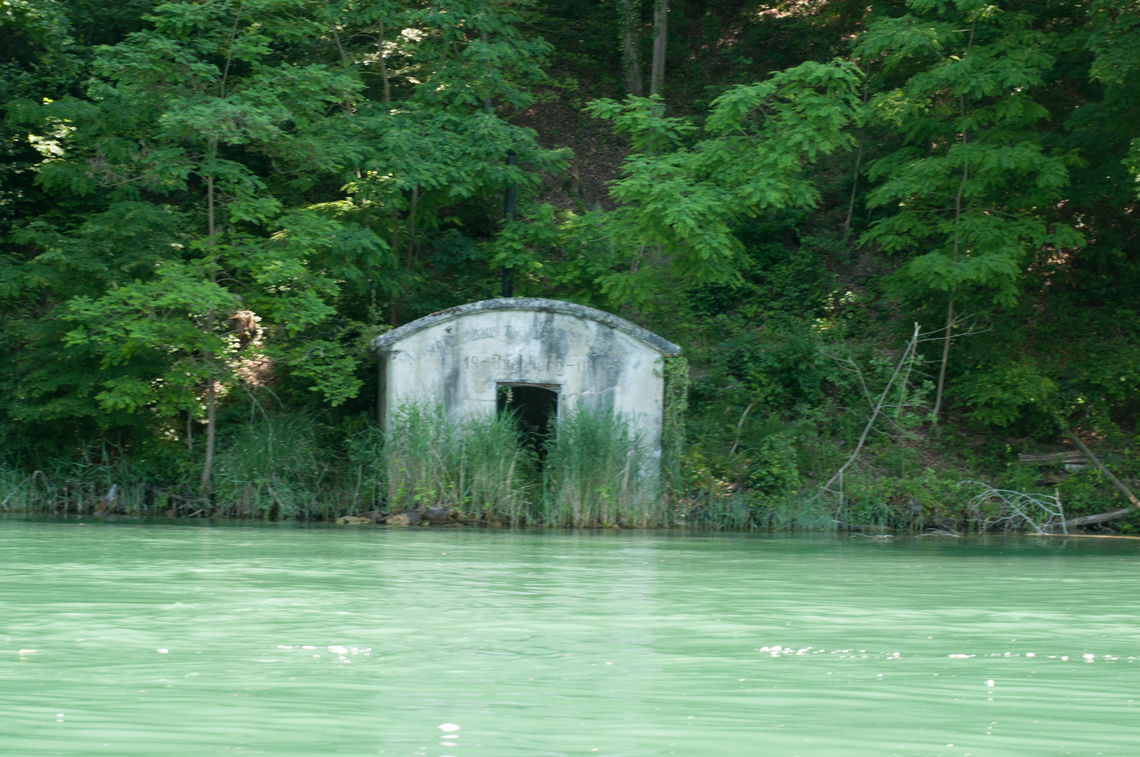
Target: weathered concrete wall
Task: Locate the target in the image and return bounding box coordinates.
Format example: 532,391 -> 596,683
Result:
372,298 -> 680,453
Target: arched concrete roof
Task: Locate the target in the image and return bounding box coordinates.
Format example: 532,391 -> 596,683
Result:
372,298 -> 681,356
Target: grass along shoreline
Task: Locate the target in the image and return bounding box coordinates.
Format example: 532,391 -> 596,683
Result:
2,407 -> 1135,534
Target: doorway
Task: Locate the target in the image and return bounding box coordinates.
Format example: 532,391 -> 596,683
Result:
497,383 -> 559,459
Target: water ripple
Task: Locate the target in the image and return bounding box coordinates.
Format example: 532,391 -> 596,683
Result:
3,524 -> 1140,755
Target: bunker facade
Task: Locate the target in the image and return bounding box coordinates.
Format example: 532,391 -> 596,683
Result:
372,298 -> 680,454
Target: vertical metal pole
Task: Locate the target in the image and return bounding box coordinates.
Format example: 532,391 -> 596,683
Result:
501,150 -> 516,298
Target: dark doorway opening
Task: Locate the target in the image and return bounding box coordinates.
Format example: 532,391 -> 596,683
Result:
497,383 -> 559,459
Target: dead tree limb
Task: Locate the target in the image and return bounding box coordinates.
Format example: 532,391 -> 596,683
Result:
727,401 -> 754,457
1065,431 -> 1140,509
1063,508 -> 1133,529
815,323 -> 920,505
961,480 -> 1066,534
1,470 -> 47,511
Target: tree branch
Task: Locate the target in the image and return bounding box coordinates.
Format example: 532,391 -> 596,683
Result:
1065,431 -> 1140,509
815,323 -> 920,505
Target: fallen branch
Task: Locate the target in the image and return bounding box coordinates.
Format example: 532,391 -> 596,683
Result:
1017,451 -> 1085,466
815,323 -> 920,505
727,401 -> 755,457
962,480 -> 1066,534
1065,431 -> 1140,509
1,470 -> 48,511
1063,508 -> 1133,529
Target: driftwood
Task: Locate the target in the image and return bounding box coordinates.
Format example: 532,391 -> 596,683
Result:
1063,508 -> 1133,529
93,484 -> 118,518
1017,451 -> 1085,466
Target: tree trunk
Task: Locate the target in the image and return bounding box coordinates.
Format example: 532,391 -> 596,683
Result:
619,0 -> 643,96
842,143 -> 863,240
388,205 -> 401,324
932,296 -> 953,424
649,0 -> 667,97
200,380 -> 216,495
481,29 -> 495,114
201,138 -> 219,496
842,74 -> 871,240
931,27 -> 975,428
378,20 -> 392,107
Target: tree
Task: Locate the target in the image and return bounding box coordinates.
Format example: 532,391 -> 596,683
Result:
615,0 -> 668,97
856,0 -> 1082,426
650,0 -> 667,96
324,0 -> 567,321
1035,0 -> 1140,439
14,0 -> 385,492
619,0 -> 643,96
1087,0 -> 1140,197
494,59 -> 862,316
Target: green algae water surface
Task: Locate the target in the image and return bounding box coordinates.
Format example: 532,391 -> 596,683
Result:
2,521 -> 1138,756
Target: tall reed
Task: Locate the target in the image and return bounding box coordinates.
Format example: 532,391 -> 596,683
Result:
0,455 -> 153,516
344,422 -> 386,512
541,409 -> 662,527
212,413 -> 328,519
383,404 -> 535,524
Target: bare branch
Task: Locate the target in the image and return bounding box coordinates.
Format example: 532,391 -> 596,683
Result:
814,323 -> 921,506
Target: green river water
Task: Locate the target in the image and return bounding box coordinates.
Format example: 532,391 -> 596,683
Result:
1,520 -> 1137,756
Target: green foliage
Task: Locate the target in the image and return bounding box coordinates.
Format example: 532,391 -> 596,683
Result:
660,355 -> 689,491
859,1 -> 1080,302
507,60 -> 862,314
584,95 -> 695,154
1087,0 -> 1140,90
746,432 -> 803,498
956,359 -> 1059,429
674,442 -> 835,532
342,419 -> 386,512
0,447 -> 166,516
380,404 -> 669,528
597,60 -> 861,305
63,263 -> 238,413
691,315 -> 837,418
4,0 -> 389,480
856,0 -> 1086,423
840,463 -> 963,532
675,400 -> 827,531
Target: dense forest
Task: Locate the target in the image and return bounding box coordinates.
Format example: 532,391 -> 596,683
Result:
1,0 -> 1138,531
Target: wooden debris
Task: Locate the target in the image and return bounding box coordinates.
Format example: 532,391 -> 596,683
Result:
1062,508 -> 1133,529
1017,451 -> 1085,466
336,515 -> 374,526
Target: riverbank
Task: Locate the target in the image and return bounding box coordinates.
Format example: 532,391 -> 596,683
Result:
2,422 -> 1134,535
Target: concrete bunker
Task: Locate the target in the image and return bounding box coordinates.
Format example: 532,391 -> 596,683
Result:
371,298 -> 681,458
